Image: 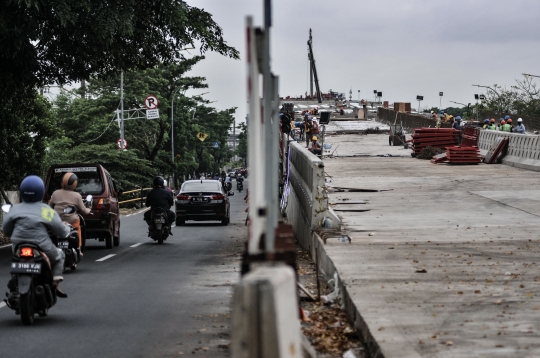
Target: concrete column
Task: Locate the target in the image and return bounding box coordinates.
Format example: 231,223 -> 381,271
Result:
231,266 -> 302,358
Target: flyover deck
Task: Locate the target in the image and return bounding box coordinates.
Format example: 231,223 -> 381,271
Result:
321,133 -> 540,357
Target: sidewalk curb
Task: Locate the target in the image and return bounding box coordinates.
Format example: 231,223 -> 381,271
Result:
311,232 -> 384,358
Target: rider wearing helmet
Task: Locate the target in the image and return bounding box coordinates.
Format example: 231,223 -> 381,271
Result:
49,172 -> 92,255
144,176 -> 175,228
2,176 -> 70,297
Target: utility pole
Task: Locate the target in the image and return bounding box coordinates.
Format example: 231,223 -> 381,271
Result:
233,119 -> 236,161
120,70 -> 125,150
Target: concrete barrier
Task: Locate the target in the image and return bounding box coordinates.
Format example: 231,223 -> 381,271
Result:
478,130 -> 540,171
231,266 -> 302,358
284,142 -> 340,250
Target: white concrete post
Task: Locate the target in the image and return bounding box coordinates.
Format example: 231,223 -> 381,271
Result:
231,266 -> 302,358
246,16 -> 266,254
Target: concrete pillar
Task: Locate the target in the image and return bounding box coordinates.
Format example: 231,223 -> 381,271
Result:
231,266 -> 302,358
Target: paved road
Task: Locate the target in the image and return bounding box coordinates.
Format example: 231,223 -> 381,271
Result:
0,185 -> 247,357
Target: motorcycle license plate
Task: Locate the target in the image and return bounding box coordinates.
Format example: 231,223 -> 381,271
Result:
154,218 -> 165,223
192,197 -> 208,203
58,240 -> 69,249
10,262 -> 42,274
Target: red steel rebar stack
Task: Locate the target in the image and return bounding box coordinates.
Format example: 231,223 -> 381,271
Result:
445,146 -> 482,164
461,127 -> 480,147
411,128 -> 460,156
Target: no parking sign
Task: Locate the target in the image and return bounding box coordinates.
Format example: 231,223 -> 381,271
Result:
144,95 -> 159,110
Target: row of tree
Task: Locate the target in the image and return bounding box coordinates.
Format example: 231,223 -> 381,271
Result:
46,58 -> 241,190
425,75 -> 540,121
0,0 -> 240,191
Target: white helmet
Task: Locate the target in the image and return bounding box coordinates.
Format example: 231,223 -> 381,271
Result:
517,118 -> 523,122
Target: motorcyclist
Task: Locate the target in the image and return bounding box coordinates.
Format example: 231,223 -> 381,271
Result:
144,176 -> 175,233
49,172 -> 92,257
224,176 -> 233,193
2,175 -> 70,298
236,175 -> 244,191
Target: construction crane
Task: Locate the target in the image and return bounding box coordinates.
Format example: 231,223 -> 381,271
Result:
307,29 -> 322,104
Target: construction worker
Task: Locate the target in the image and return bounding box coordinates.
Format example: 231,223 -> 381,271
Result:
488,119 -> 497,130
304,113 -> 313,147
308,136 -> 322,155
498,120 -> 506,131
482,119 -> 490,129
515,118 -> 526,134
453,116 -> 463,144
497,118 -> 504,130
504,118 -> 513,132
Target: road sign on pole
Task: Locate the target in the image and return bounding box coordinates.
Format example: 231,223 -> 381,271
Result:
144,95 -> 159,110
116,138 -> 128,150
146,109 -> 159,119
213,141 -> 219,148
196,132 -> 208,141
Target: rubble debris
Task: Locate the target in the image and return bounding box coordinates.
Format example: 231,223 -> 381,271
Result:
298,282 -> 317,301
417,146 -> 445,160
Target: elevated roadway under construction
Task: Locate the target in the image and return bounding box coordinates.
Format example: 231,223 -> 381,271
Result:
317,132 -> 540,357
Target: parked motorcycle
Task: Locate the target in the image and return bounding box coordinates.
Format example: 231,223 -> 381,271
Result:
148,207 -> 170,244
2,204 -> 77,325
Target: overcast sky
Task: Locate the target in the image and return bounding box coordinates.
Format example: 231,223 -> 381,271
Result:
186,0 -> 540,121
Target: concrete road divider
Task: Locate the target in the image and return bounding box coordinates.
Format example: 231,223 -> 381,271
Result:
231,266 -> 301,358
478,130 -> 540,171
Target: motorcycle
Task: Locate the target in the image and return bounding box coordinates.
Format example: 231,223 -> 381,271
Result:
148,207 -> 170,245
224,181 -> 233,194
2,204 -> 77,325
237,180 -> 244,192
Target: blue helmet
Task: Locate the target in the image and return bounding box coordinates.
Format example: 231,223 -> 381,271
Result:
484,119 -> 490,123
504,115 -> 510,120
455,116 -> 462,121
499,118 -> 504,122
439,110 -> 444,114
20,175 -> 45,203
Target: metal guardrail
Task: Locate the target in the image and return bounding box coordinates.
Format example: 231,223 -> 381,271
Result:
118,187 -> 152,206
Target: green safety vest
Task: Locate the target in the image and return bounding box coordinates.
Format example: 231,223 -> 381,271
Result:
488,124 -> 497,130
502,124 -> 512,132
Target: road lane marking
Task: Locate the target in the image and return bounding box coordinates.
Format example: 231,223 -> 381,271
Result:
0,244 -> 11,249
96,254 -> 116,262
130,243 -> 143,248
0,302 -> 6,309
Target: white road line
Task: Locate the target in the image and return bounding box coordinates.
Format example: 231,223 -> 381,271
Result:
96,254 -> 116,262
0,244 -> 11,250
130,243 -> 143,248
0,302 -> 6,309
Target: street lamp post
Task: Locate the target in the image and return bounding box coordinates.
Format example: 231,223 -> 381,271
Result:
523,73 -> 540,79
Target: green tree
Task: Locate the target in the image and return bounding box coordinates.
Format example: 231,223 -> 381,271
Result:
236,122 -> 248,167
1,0 -> 238,188
0,91 -> 58,188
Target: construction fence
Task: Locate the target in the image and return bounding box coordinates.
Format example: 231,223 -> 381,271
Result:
377,108 -> 452,132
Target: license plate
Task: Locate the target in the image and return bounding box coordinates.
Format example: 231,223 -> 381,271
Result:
154,218 -> 165,223
57,240 -> 69,249
10,262 -> 42,274
192,197 -> 208,203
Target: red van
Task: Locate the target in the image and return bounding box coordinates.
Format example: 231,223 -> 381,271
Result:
44,163 -> 121,249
